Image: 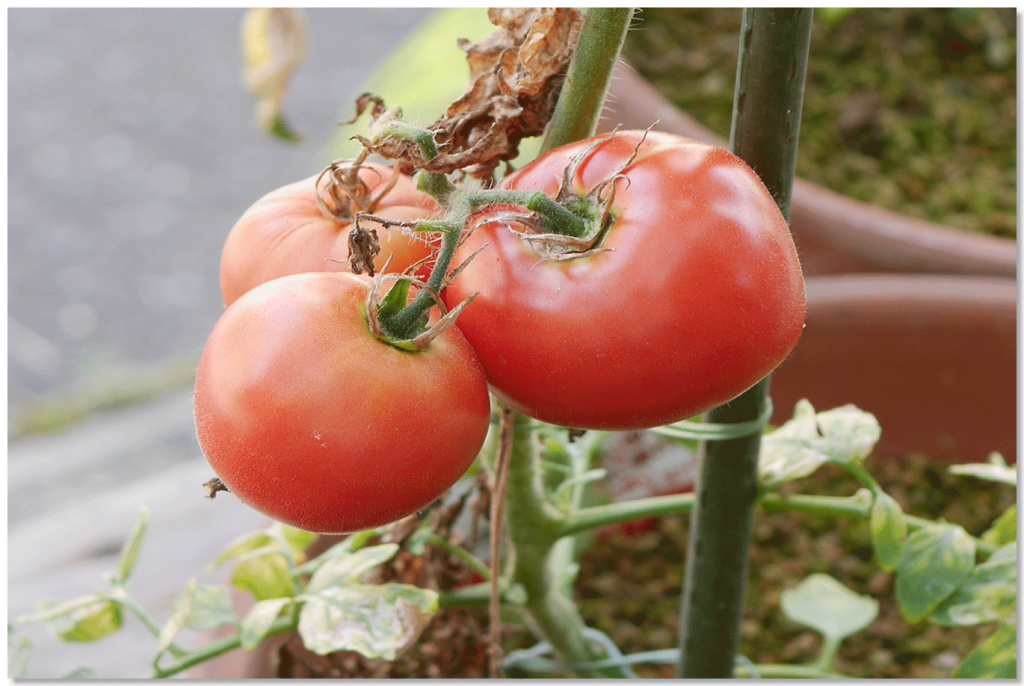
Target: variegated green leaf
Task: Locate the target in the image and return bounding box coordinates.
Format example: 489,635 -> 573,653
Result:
931,543 -> 1017,627
298,584 -> 438,659
870,492 -> 907,571
240,597 -> 291,652
895,523 -> 975,623
759,400 -> 880,489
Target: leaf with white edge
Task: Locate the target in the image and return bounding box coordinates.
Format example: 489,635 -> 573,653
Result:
240,598 -> 291,651
157,579 -> 196,655
982,505 -> 1017,546
895,523 -> 976,623
116,506 -> 149,584
8,632 -> 32,678
184,585 -> 240,631
49,599 -> 123,643
931,543 -> 1017,627
949,453 -> 1017,486
870,492 -> 907,571
954,622 -> 1017,678
307,544 -> 400,594
780,573 -> 879,642
759,401 -> 881,489
298,584 -> 438,659
812,404 -> 882,464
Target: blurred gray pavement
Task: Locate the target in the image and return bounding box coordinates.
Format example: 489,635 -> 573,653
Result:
8,8 -> 434,678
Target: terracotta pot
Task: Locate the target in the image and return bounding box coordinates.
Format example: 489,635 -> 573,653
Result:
601,65 -> 1017,279
773,274 -> 1016,463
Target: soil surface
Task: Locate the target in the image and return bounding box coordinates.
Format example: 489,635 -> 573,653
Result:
621,8 -> 1016,239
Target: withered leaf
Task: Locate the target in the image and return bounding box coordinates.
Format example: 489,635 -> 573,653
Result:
357,8 -> 582,183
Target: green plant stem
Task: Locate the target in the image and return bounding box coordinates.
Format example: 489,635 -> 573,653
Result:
541,8 -> 634,154
503,413 -> 627,678
817,635 -> 844,671
150,616 -> 297,679
677,9 -> 812,678
558,492 -> 695,537
425,532 -> 492,581
376,219 -> 461,339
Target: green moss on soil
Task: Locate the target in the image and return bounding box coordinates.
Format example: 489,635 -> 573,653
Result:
623,8 -> 1016,238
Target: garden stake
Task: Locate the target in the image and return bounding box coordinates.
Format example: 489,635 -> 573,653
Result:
676,8 -> 813,678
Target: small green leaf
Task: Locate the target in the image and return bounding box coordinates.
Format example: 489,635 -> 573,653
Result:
214,522 -> 313,565
298,583 -> 438,659
949,453 -> 1016,486
8,631 -> 32,678
759,401 -> 881,489
210,530 -> 274,571
50,599 -> 123,643
895,523 -> 976,623
931,542 -> 1017,627
870,492 -> 907,571
813,404 -> 883,464
184,585 -> 240,631
232,553 -> 296,601
240,598 -> 291,651
982,505 -> 1017,546
157,579 -> 196,655
116,506 -> 149,584
954,622 -> 1017,678
780,573 -> 879,642
307,544 -> 400,594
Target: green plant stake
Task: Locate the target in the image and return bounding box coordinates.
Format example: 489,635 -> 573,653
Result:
676,8 -> 813,678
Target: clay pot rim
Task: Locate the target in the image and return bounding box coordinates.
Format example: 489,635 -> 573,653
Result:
806,273 -> 1017,308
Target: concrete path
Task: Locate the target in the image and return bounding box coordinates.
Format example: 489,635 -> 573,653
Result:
8,8 -> 436,679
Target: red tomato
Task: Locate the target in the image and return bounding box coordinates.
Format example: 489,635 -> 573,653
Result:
444,131 -> 805,430
194,271 -> 491,533
220,163 -> 439,307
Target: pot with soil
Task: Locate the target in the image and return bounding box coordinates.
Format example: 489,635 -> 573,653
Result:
604,18 -> 1015,275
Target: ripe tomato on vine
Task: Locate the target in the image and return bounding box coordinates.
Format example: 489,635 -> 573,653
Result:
194,271 -> 491,534
443,130 -> 806,430
219,162 -> 438,307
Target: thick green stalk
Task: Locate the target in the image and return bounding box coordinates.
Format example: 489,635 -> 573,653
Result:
503,413 -> 628,678
540,8 -> 634,153
479,10 -> 637,676
677,8 -> 813,679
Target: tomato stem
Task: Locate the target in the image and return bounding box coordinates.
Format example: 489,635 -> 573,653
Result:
540,8 -> 635,154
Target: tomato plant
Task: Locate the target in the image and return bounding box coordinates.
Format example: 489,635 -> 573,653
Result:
444,130 -> 806,430
193,271 -> 491,534
219,163 -> 438,307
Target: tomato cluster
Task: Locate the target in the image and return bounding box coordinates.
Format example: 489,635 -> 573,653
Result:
194,131 -> 805,534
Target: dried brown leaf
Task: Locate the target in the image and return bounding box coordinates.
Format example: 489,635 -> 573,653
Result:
356,8 -> 582,184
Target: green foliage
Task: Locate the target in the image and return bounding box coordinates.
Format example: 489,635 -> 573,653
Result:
780,573 -> 879,643
954,622 -> 1017,678
869,491 -> 907,571
895,523 -> 976,622
758,400 -> 881,489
